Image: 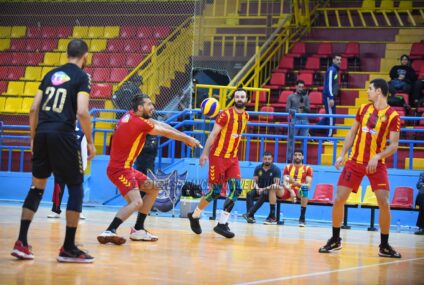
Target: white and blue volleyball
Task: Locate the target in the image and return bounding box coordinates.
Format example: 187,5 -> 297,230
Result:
200,97 -> 220,118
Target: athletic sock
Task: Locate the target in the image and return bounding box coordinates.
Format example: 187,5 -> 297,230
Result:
332,227 -> 341,239
192,206 -> 202,219
134,213 -> 147,231
381,234 -> 389,246
63,226 -> 77,251
300,207 -> 306,220
270,204 -> 276,217
106,217 -> 123,233
218,211 -> 230,224
18,220 -> 31,246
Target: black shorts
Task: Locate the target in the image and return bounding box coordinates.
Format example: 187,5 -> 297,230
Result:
32,131 -> 83,185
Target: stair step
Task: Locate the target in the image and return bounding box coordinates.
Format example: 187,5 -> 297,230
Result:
386,43 -> 413,50
398,29 -> 424,36
405,158 -> 424,170
395,35 -> 424,43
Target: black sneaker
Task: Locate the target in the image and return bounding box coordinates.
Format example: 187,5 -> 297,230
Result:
213,223 -> 235,238
264,216 -> 277,225
242,213 -> 255,224
319,237 -> 342,253
379,244 -> 401,258
188,212 -> 202,234
299,218 -> 306,227
56,247 -> 94,263
414,228 -> 424,235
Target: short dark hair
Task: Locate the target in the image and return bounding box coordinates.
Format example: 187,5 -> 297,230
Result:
296,80 -> 305,86
370,78 -> 389,97
293,149 -> 303,156
67,39 -> 88,58
263,151 -> 273,157
400,54 -> 410,61
131,93 -> 150,111
333,54 -> 342,59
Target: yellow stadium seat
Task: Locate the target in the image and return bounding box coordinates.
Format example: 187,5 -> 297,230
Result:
361,185 -> 378,206
41,66 -> 55,78
86,53 -> 93,66
42,52 -> 61,66
88,26 -> 104,38
0,97 -> 6,112
22,66 -> 42,81
60,52 -> 68,65
73,26 -> 89,38
361,0 -> 375,9
379,0 -> 394,10
10,26 -> 26,38
3,97 -> 23,113
0,26 -> 11,38
21,97 -> 34,113
0,39 -> 10,51
398,0 -> 412,10
57,39 -> 71,51
3,81 -> 25,96
103,26 -> 120,38
90,39 -> 107,52
346,186 -> 362,205
23,82 -> 40,97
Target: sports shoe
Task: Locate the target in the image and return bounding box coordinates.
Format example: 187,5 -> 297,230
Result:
97,230 -> 126,245
414,228 -> 424,235
299,219 -> 306,227
79,214 -> 87,220
264,216 -> 277,225
242,213 -> 256,224
213,223 -> 235,238
56,247 -> 94,263
188,212 -> 202,234
129,227 -> 158,241
319,237 -> 342,253
11,240 -> 34,260
47,213 -> 60,219
379,244 -> 401,258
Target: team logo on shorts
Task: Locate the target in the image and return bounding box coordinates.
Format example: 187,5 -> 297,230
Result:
51,71 -> 71,86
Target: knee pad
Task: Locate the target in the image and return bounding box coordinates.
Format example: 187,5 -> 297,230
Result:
66,184 -> 83,212
227,179 -> 242,201
23,186 -> 44,212
300,185 -> 309,198
205,184 -> 222,202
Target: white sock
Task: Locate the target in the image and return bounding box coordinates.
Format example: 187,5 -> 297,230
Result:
192,206 -> 202,218
218,210 -> 230,224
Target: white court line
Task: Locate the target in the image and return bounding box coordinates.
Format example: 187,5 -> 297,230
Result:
235,257 -> 424,285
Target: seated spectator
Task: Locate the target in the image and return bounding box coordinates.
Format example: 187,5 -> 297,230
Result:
242,152 -> 281,224
112,74 -> 143,119
388,55 -> 417,98
265,149 -> 313,227
287,80 -> 310,137
415,172 -> 424,235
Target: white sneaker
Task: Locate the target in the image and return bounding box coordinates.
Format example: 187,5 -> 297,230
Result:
47,213 -> 60,219
79,214 -> 87,220
97,230 -> 126,245
129,227 -> 158,241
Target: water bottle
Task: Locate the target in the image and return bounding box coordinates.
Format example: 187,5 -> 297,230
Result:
396,219 -> 401,233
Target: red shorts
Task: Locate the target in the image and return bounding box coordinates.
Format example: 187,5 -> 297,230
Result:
279,188 -> 300,200
107,167 -> 147,197
337,160 -> 390,192
208,155 -> 240,185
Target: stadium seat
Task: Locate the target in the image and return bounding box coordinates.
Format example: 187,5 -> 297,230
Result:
92,53 -> 111,67
40,39 -> 57,51
73,26 -> 89,38
0,26 -> 11,38
42,52 -> 61,66
91,83 -> 113,98
90,39 -> 107,52
309,91 -> 323,110
22,66 -> 42,81
0,39 -> 10,51
410,42 -> 424,60
297,73 -> 313,87
103,26 -> 120,38
42,26 -> 72,38
41,66 -> 54,78
7,67 -> 25,80
315,42 -> 333,68
0,53 -> 8,64
27,53 -> 44,65
21,97 -> 34,113
246,91 -> 267,108
88,26 -> 104,38
259,106 -> 275,122
25,39 -> 42,51
3,81 -> 25,95
123,39 -> 143,52
59,53 -> 68,65
263,73 -> 285,91
345,186 -> 362,205
0,82 -> 7,94
109,53 -> 126,67
57,39 -> 72,51
303,56 -> 320,72
26,26 -> 42,38
23,82 -> 40,96
126,53 -> 144,67
109,68 -> 128,83
141,39 -> 157,53
136,27 -> 153,38
390,186 -> 414,208
0,67 -> 8,80
361,186 -> 378,206
106,39 -> 125,52
3,97 -> 23,113
92,68 -> 111,82
274,90 -> 292,109
342,42 -> 360,70
412,60 -> 424,73
11,52 -> 28,65
153,26 -> 171,39
0,97 -> 6,112
9,39 -> 27,51
278,56 -> 294,71
309,184 -> 334,204
10,26 -> 26,38
120,26 -> 138,38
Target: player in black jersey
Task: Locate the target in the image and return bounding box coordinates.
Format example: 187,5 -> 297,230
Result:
11,39 -> 96,263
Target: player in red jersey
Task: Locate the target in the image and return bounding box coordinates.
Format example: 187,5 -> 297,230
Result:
187,88 -> 249,238
97,93 -> 202,245
319,79 -> 402,258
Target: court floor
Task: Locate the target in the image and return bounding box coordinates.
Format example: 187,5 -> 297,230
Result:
0,204 -> 423,285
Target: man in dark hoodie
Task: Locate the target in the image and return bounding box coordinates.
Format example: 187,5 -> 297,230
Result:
388,54 -> 417,97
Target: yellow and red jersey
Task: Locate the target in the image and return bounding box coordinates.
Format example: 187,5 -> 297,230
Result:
108,111 -> 154,169
349,103 -> 400,164
283,164 -> 313,191
210,107 -> 249,158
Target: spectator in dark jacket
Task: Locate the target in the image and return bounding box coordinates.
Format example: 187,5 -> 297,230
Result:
388,55 -> 417,97
415,172 -> 424,235
112,74 -> 143,119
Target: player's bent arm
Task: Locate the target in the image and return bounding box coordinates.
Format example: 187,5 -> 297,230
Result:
374,131 -> 400,160
201,123 -> 223,157
29,90 -> 43,140
150,119 -> 186,136
339,120 -> 360,158
304,176 -> 312,188
149,123 -> 191,144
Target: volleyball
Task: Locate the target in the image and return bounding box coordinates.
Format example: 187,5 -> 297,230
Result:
200,97 -> 220,118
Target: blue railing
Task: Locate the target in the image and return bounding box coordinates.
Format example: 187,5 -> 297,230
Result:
1,109 -> 423,172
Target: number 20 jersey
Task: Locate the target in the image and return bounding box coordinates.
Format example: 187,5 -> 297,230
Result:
37,63 -> 91,133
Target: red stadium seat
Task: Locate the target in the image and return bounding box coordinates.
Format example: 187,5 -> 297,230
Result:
342,42 -> 360,57
123,39 -> 143,53
412,60 -> 424,73
153,26 -> 171,39
316,42 -> 333,57
342,42 -> 360,71
126,53 -> 144,67
297,73 -> 313,87
247,91 -> 267,108
0,67 -> 9,80
120,26 -> 138,38
309,184 -> 334,204
136,27 -> 153,38
106,39 -> 125,52
390,186 -> 414,208
303,56 -> 320,71
274,90 -> 292,109
109,68 -> 128,83
26,26 -> 42,38
42,26 -> 72,38
140,39 -> 157,53
259,106 -> 275,121
9,39 -> 27,51
91,83 -> 113,98
0,53 -> 9,64
7,66 -> 25,80
92,53 -> 111,67
410,42 -> 424,60
288,42 -> 306,57
92,68 -> 111,82
27,53 -> 44,65
0,81 -> 7,94
308,91 -> 323,109
278,56 -> 294,71
40,39 -> 57,51
263,73 -> 285,91
109,53 -> 127,67
25,39 -> 42,51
